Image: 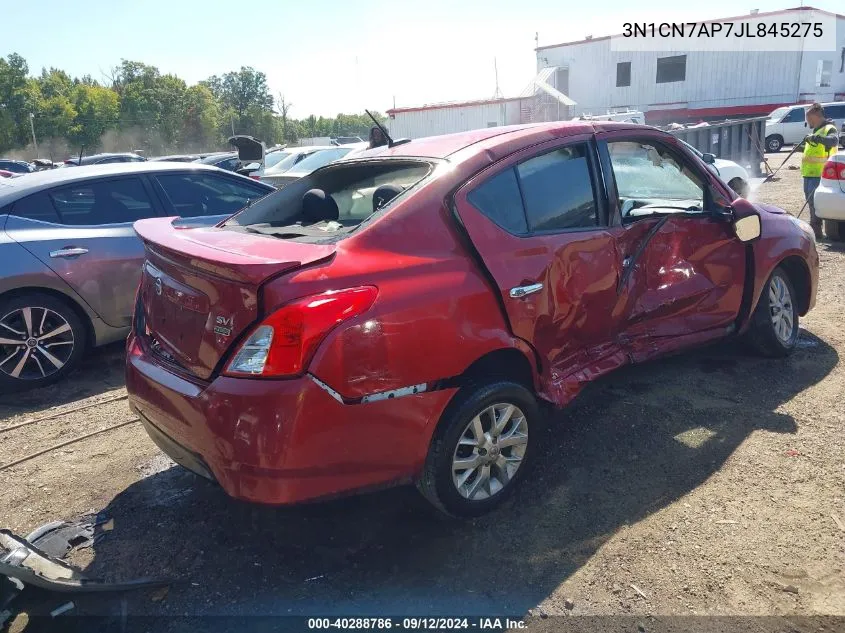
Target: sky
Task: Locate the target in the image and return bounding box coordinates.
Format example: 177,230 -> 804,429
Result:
2,0 -> 843,118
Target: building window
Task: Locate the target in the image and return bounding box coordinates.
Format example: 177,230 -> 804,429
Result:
656,55 -> 686,83
816,59 -> 832,87
616,62 -> 631,87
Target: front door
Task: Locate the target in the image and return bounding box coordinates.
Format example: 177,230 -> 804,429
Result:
453,136 -> 623,404
5,176 -> 163,329
597,131 -> 747,361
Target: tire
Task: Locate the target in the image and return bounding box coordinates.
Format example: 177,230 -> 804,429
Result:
765,135 -> 783,152
824,219 -> 844,241
728,178 -> 749,198
0,293 -> 87,392
416,381 -> 540,518
746,267 -> 799,357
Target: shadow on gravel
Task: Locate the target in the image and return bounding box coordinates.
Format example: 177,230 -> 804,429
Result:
23,331 -> 839,630
0,341 -> 126,417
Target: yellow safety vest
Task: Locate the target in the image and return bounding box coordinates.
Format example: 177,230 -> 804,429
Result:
801,123 -> 838,178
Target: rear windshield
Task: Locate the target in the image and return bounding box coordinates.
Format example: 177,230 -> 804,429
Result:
290,147 -> 354,172
264,151 -> 291,170
225,159 -> 433,243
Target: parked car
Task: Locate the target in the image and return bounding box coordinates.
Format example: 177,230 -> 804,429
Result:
0,160 -> 34,174
62,153 -> 146,167
194,152 -> 240,172
813,155 -> 845,241
765,102 -> 845,152
249,147 -> 325,181
260,143 -> 367,188
126,121 -> 818,517
0,162 -> 273,391
151,154 -> 201,163
680,140 -> 750,197
0,170 -> 15,179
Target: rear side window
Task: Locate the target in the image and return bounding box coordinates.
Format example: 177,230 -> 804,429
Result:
10,191 -> 61,223
155,173 -> 269,218
825,104 -> 845,119
48,178 -> 156,225
516,146 -> 597,231
467,168 -> 528,234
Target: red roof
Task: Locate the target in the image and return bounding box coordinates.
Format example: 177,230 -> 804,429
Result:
536,6 -> 844,51
387,97 -> 523,116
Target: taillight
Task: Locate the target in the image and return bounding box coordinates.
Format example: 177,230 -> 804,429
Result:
249,175 -> 261,181
822,160 -> 845,180
223,286 -> 378,378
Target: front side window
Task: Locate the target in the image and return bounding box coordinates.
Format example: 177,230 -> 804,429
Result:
48,178 -> 156,225
782,108 -> 806,123
656,55 -> 686,83
517,146 -> 597,231
155,173 -> 269,218
607,140 -> 704,219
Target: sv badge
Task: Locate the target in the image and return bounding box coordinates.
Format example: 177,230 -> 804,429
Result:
214,315 -> 233,337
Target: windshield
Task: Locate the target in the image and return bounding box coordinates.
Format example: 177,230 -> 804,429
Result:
289,147 -> 353,173
265,150 -> 312,174
263,151 -> 291,170
768,107 -> 789,121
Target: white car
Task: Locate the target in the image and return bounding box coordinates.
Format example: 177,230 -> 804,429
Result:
248,146 -> 324,180
260,143 -> 368,188
764,102 -> 845,153
681,140 -> 750,197
813,154 -> 845,241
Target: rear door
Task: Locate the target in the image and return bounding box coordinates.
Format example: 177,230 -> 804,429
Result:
5,176 -> 163,328
453,135 -> 624,403
151,172 -> 272,226
597,130 -> 746,361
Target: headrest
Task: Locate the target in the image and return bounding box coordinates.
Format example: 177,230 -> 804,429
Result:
302,189 -> 339,223
372,184 -> 404,213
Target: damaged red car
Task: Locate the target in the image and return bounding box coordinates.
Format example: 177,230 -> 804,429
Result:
126,122 -> 818,517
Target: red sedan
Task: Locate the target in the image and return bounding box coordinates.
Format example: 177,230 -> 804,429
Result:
126,122 -> 818,517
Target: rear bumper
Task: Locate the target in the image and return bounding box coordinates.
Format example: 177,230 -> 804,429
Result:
125,334 -> 457,505
814,183 -> 845,221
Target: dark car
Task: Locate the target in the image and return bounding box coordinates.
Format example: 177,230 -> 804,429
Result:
127,121 -> 818,517
63,153 -> 146,167
194,152 -> 240,172
0,160 -> 34,174
0,162 -> 273,391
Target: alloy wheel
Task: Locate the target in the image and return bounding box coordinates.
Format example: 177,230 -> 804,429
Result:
769,275 -> 795,344
451,403 -> 528,501
0,306 -> 75,380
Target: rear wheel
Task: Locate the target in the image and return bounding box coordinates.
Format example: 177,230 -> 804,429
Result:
0,293 -> 86,392
765,135 -> 783,153
824,219 -> 844,241
746,267 -> 799,357
416,381 -> 539,517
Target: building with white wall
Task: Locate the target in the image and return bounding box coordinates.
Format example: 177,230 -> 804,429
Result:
536,6 -> 845,124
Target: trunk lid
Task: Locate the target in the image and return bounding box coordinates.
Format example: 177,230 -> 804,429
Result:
134,217 -> 335,379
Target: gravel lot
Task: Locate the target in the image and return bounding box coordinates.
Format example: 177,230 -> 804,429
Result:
1,149 -> 843,632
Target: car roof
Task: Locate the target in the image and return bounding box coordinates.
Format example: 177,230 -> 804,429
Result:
356,121 -> 643,161
0,162 -> 270,204
196,152 -> 237,164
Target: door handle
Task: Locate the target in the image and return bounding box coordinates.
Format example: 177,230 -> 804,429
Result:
49,247 -> 89,258
509,283 -> 543,299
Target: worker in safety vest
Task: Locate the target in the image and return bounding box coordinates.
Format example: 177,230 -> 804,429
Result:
802,102 -> 839,239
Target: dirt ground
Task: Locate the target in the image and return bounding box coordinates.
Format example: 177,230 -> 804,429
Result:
1,149 -> 843,632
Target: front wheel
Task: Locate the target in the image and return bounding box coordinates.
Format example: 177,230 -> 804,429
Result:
728,178 -> 749,198
416,381 -> 539,517
824,219 -> 844,241
746,267 -> 799,357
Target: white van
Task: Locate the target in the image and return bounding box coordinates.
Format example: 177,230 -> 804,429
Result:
765,102 -> 845,152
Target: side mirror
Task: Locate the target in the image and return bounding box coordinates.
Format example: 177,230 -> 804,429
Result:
702,152 -> 716,164
734,214 -> 761,242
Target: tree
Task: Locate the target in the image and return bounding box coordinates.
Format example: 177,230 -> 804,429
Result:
66,83 -> 119,150
0,53 -> 35,152
181,84 -> 222,151
204,67 -> 274,137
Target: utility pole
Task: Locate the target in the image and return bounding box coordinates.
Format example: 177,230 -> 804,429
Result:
230,115 -> 236,137
29,113 -> 38,158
